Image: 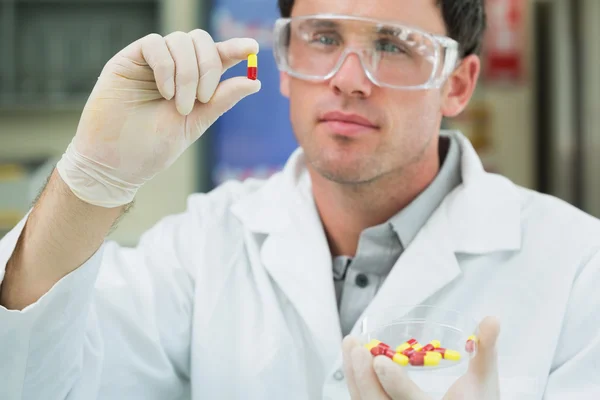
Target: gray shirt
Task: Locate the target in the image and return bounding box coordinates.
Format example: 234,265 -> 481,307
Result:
333,132 -> 462,336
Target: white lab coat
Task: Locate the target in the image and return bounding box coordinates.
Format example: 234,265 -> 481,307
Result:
1,130 -> 599,400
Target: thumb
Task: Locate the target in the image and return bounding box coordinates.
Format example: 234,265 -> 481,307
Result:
188,76 -> 261,140
468,316 -> 501,385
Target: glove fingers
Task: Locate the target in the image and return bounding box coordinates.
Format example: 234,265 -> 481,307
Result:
189,29 -> 224,104
351,346 -> 390,400
373,356 -> 431,400
165,31 -> 200,115
342,336 -> 362,399
138,34 -> 176,100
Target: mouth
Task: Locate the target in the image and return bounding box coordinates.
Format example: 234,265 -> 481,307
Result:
318,111 -> 379,137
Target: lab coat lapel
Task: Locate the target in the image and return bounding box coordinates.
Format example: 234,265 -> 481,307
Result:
231,151 -> 342,371
260,206 -> 342,369
359,194 -> 462,327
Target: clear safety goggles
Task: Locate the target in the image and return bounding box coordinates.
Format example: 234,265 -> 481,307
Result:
273,14 -> 460,90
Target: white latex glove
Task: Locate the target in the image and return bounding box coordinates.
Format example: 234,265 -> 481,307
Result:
342,317 -> 501,400
56,30 -> 261,207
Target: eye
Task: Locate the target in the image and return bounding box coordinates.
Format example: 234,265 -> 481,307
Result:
310,33 -> 339,46
375,39 -> 407,54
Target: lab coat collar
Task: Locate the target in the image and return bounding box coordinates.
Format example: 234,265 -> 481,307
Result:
230,129 -> 522,371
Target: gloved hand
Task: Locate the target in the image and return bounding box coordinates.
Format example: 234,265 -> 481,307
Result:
342,316 -> 501,400
56,30 -> 261,207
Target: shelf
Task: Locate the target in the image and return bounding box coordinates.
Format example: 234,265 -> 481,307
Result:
0,0 -> 159,110
0,93 -> 88,111
13,0 -> 157,4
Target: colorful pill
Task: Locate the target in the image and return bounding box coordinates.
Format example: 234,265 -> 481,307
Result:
465,335 -> 478,353
247,54 -> 257,80
434,347 -> 461,361
416,351 -> 442,361
401,347 -> 416,357
409,352 -> 441,367
392,353 -> 409,366
412,341 -> 424,351
383,348 -> 397,359
365,339 -> 390,351
396,338 -> 418,353
422,340 -> 442,352
364,339 -> 382,351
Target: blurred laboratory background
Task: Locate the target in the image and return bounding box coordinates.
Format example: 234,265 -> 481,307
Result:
0,0 -> 598,245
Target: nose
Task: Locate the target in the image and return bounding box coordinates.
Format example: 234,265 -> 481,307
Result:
328,51 -> 374,98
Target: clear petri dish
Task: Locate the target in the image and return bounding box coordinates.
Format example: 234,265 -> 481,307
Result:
359,304 -> 479,370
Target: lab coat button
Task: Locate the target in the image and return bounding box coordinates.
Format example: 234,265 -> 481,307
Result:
355,273 -> 369,288
333,370 -> 344,381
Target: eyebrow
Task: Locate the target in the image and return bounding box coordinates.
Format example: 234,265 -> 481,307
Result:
375,26 -> 411,41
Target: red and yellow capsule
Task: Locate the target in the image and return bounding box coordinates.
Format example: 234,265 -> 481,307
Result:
422,340 -> 442,352
377,346 -> 409,366
247,54 -> 257,80
401,347 -> 416,357
412,341 -> 424,351
364,339 -> 382,351
396,338 -> 418,353
465,335 -> 478,353
366,339 -> 391,357
409,351 -> 441,366
433,347 -> 461,361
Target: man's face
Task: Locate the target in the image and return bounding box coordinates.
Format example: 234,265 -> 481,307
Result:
280,0 -> 475,184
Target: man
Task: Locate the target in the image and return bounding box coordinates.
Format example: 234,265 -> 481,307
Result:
0,0 -> 599,398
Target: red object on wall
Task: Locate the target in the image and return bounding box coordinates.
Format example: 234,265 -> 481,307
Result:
482,0 -> 526,83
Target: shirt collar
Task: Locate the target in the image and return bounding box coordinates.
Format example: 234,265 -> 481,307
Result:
389,131 -> 462,248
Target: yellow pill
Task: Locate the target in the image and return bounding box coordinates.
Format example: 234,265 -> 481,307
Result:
392,353 -> 409,366
430,340 -> 441,348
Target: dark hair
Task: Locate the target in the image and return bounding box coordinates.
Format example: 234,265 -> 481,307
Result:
277,0 -> 487,58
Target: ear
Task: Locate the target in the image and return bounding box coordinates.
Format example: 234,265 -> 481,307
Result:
280,71 -> 290,98
441,55 -> 480,118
